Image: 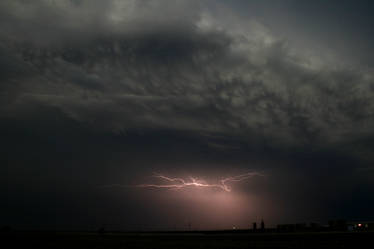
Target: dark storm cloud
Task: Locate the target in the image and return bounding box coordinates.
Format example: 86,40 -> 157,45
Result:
3,23 -> 373,147
1,0 -> 374,229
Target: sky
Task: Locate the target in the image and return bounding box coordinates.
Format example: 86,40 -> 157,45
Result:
1,0 -> 374,230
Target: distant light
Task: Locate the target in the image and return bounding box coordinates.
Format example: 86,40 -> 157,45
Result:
358,223 -> 362,227
233,226 -> 236,230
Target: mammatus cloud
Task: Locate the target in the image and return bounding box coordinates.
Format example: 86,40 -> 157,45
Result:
2,0 -> 374,230
1,0 -> 374,152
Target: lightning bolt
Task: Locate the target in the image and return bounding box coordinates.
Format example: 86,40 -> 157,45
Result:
136,172 -> 264,192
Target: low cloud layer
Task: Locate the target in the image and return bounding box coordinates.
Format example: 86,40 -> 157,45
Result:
2,0 -> 373,147
1,0 -> 374,229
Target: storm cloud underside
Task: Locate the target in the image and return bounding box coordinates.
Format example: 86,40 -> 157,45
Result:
1,0 -> 374,230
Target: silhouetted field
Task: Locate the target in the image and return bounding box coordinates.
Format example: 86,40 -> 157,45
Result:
2,231 -> 374,248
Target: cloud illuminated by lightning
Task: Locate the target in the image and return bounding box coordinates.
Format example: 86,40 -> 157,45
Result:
135,172 -> 264,192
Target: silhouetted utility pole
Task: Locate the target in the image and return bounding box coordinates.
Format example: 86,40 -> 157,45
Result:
253,222 -> 257,231
261,219 -> 265,231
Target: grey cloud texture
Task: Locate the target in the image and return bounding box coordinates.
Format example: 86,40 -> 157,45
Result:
0,0 -> 200,44
1,0 -> 374,150
2,0 -> 374,230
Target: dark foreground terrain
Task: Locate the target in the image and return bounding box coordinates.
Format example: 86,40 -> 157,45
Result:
1,231 -> 374,249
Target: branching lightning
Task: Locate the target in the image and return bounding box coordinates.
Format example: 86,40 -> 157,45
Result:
136,172 -> 264,192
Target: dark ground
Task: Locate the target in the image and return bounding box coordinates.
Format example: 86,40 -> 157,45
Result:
1,231 -> 373,249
